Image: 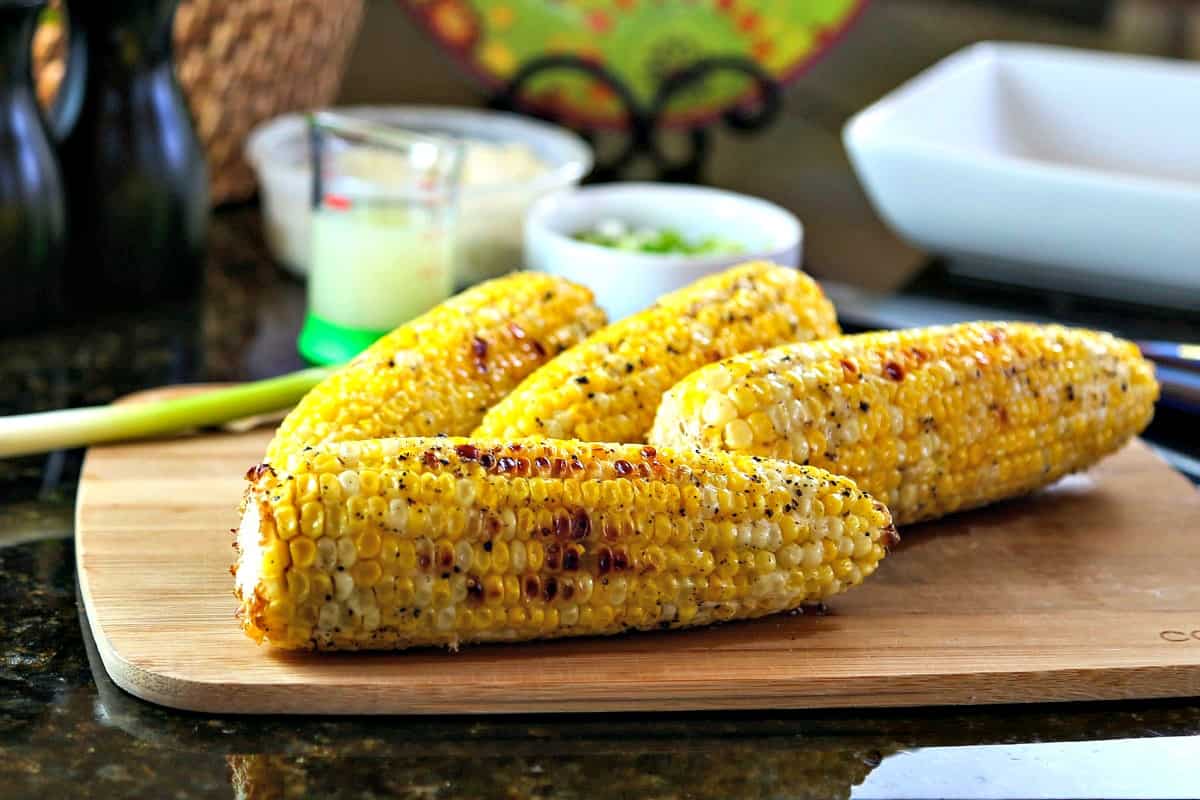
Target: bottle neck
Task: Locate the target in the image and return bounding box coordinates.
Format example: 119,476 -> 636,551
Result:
0,3 -> 42,90
66,0 -> 178,68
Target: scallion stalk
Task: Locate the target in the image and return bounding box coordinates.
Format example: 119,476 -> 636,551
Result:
0,367 -> 332,458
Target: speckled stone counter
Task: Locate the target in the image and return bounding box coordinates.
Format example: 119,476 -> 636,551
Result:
1,209 -> 1198,799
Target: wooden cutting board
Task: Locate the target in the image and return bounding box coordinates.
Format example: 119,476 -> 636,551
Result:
76,389 -> 1200,714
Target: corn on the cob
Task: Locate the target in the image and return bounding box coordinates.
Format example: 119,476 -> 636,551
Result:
234,437 -> 895,650
472,262 -> 839,444
650,322 -> 1158,525
265,273 -> 605,463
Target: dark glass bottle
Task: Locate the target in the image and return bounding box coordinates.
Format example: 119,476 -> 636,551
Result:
55,0 -> 207,312
0,0 -> 65,331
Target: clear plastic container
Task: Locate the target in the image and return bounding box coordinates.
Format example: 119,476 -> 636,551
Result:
245,106 -> 592,286
298,112 -> 463,365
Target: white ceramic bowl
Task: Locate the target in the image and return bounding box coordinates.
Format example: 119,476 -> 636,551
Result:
245,106 -> 592,283
844,42 -> 1200,307
524,183 -> 803,320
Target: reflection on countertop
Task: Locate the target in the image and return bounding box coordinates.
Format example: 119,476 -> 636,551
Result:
2,537 -> 1200,799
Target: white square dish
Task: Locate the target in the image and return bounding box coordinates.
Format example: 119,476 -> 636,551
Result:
843,42 -> 1200,307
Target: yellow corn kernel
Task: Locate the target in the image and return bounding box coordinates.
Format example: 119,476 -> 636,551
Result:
355,531 -> 382,560
484,575 -> 505,606
272,506 -> 299,540
299,502 -> 324,538
489,541 -> 509,572
296,473 -> 319,503
285,570 -> 309,601
394,577 -> 415,606
260,538 -> 290,579
526,540 -> 544,571
351,560 -> 382,588
503,575 -> 521,606
288,537 -> 316,569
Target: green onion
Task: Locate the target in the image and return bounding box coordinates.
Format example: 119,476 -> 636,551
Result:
573,220 -> 746,256
0,367 -> 332,458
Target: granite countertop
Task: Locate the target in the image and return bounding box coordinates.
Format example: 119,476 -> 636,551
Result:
2,209 -> 1199,799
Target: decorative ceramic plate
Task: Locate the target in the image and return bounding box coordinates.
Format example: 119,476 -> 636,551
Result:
398,0 -> 867,128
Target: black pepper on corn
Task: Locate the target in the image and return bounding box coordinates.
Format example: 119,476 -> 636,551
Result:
235,438 -> 894,651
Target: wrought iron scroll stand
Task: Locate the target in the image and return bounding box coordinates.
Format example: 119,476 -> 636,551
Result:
489,55 -> 782,183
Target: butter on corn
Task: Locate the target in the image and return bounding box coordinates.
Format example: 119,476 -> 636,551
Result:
265,272 -> 606,464
234,438 -> 895,650
472,262 -> 839,444
651,322 -> 1158,525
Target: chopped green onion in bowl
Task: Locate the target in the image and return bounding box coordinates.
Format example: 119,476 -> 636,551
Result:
573,219 -> 746,256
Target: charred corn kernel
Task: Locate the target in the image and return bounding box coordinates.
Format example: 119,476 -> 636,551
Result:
235,438 -> 894,650
265,272 -> 605,463
652,322 -> 1158,525
474,262 -> 839,444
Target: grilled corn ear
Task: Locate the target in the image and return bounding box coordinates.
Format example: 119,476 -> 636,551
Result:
472,262 -> 839,444
235,438 -> 894,650
650,322 -> 1158,525
265,273 -> 605,463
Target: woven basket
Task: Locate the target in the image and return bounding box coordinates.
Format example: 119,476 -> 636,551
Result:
33,1 -> 365,205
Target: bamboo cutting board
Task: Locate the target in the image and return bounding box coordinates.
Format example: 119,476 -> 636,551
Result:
76,391 -> 1200,714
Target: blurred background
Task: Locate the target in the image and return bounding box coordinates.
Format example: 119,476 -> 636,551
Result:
329,0 -> 1200,290
4,0 -> 1197,474
29,0 -> 1200,289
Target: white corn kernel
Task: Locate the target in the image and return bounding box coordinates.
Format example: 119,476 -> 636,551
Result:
334,572 -> 354,601
362,607 -> 380,631
779,544 -> 803,568
336,536 -> 357,567
703,395 -> 738,426
451,575 -> 467,603
413,575 -> 433,606
337,442 -> 361,465
723,419 -> 754,449
315,537 -> 337,570
853,534 -> 873,558
510,540 -> 527,571
386,498 -> 408,531
455,540 -> 473,571
318,602 -> 338,631
337,471 -> 361,496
